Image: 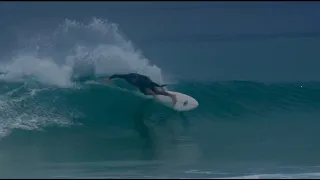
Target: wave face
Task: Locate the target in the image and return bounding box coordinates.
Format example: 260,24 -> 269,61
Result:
1,17 -> 320,178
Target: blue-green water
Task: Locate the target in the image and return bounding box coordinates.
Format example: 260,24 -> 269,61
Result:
1,80 -> 320,178
0,2 -> 320,178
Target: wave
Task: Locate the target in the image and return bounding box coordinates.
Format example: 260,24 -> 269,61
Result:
1,79 -> 320,138
1,17 -> 320,178
0,17 -> 170,138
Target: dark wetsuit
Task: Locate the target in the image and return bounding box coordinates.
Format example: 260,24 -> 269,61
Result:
108,73 -> 166,95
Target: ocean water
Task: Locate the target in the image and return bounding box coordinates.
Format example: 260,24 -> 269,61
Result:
1,2 -> 320,178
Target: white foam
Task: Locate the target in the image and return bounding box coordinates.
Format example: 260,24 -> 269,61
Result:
1,17 -> 166,87
0,17 -> 168,138
0,90 -> 76,138
220,172 -> 320,179
0,55 -> 73,88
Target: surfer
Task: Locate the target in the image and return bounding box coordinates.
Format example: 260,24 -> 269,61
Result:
104,73 -> 177,105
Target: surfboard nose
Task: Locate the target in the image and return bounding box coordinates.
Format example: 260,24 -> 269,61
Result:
189,96 -> 199,108
194,99 -> 199,107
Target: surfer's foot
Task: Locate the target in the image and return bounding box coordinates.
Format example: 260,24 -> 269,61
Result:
171,94 -> 177,106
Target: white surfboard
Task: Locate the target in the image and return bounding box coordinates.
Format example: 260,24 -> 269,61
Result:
85,80 -> 199,111
143,90 -> 199,111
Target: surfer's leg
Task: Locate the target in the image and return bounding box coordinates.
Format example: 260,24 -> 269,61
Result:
154,89 -> 177,105
144,88 -> 157,98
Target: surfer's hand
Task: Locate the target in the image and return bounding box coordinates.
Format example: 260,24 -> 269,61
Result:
104,78 -> 110,82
